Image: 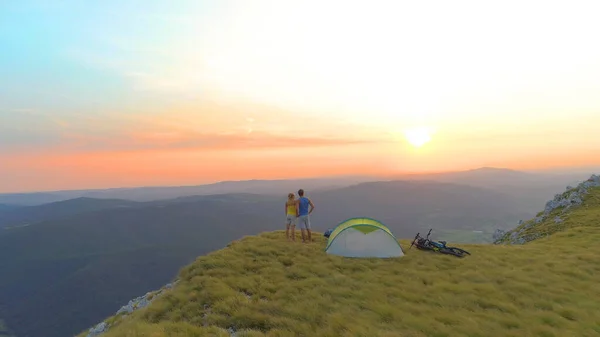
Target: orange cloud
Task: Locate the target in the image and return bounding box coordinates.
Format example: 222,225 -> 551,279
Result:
126,130 -> 379,150
0,141 -> 392,193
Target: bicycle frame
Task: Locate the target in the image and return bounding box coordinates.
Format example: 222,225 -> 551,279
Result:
409,228 -> 470,257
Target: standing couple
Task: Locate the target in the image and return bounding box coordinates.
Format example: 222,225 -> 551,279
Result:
285,189 -> 315,243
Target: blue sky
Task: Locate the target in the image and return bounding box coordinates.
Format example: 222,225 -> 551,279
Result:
1,0 -> 221,153
1,0 -> 215,111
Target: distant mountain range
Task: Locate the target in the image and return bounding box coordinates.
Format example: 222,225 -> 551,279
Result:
388,167 -> 583,189
0,168 -> 589,213
0,176 -> 375,206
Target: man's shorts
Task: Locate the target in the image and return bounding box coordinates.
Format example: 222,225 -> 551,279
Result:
297,215 -> 311,230
285,214 -> 296,226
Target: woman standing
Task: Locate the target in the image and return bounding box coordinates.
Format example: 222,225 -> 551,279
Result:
285,193 -> 297,241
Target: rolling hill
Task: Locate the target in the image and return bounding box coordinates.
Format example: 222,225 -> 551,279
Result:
0,197 -> 141,230
0,192 -> 68,206
0,205 -> 19,211
308,179 -> 530,236
389,167 -> 589,213
80,181 -> 600,337
0,180 -> 529,337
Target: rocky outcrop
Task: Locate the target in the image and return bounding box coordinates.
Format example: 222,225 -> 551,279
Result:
493,174 -> 600,245
492,228 -> 506,242
87,322 -> 107,337
85,281 -> 178,337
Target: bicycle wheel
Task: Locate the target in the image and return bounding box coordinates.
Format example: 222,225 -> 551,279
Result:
447,247 -> 471,255
440,247 -> 467,257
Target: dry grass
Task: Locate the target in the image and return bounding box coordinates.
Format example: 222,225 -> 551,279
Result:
93,232 -> 599,336
84,187 -> 600,337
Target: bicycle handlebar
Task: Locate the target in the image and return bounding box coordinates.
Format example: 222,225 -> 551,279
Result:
409,232 -> 420,250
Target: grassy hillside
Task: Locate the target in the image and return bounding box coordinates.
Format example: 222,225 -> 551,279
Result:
86,193 -> 600,337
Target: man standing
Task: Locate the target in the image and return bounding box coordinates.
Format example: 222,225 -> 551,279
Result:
296,189 -> 315,243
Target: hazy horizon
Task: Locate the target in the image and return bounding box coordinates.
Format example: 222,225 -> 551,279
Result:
2,165 -> 599,195
2,0 -> 600,193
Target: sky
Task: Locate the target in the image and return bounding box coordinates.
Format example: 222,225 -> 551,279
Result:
1,0 -> 600,193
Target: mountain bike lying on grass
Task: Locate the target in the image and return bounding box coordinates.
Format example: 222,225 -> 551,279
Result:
409,229 -> 471,258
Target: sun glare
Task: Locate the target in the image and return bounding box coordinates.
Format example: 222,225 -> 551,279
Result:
404,127 -> 432,148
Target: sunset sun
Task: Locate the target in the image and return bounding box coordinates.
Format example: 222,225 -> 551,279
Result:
404,127 -> 432,148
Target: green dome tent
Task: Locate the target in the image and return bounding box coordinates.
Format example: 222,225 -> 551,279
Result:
325,217 -> 405,258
